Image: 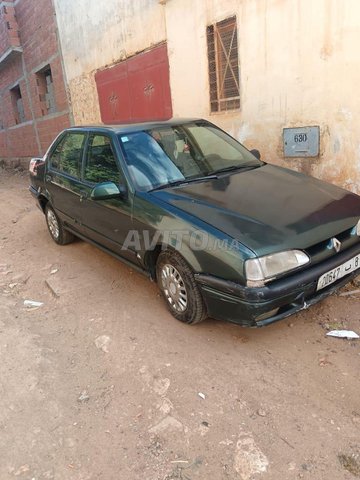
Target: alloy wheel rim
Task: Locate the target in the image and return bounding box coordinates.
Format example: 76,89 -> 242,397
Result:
47,210 -> 59,239
160,264 -> 188,313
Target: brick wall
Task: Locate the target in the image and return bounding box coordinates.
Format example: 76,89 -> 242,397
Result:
0,128 -> 7,157
0,3 -> 21,59
37,113 -> 69,153
6,124 -> 38,158
0,0 -> 71,166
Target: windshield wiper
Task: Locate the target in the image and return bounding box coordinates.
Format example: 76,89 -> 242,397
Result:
149,174 -> 218,192
209,163 -> 261,175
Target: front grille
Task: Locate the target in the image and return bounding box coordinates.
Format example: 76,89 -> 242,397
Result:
305,226 -> 360,265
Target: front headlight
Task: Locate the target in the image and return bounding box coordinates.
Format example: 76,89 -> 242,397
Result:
245,250 -> 310,287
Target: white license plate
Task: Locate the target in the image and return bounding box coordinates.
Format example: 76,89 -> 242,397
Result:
317,254 -> 360,291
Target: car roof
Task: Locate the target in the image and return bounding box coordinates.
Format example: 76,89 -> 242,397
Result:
66,118 -> 206,135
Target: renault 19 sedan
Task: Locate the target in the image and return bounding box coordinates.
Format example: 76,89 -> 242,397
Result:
29,119 -> 360,326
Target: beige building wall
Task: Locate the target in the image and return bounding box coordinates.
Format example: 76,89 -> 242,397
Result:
54,0 -> 360,193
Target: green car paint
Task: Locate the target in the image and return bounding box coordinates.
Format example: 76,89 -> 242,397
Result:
29,119 -> 360,327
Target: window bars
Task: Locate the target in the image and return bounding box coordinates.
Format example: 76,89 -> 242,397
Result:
207,16 -> 240,112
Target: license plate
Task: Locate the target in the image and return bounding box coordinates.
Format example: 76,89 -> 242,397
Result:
317,254 -> 360,291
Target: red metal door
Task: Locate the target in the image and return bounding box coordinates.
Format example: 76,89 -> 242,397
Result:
95,43 -> 172,124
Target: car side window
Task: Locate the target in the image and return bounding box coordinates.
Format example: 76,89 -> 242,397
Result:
84,134 -> 120,184
49,132 -> 86,178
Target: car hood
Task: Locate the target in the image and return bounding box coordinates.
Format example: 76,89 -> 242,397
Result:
151,164 -> 360,255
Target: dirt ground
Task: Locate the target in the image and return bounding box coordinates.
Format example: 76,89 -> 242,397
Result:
0,169 -> 359,480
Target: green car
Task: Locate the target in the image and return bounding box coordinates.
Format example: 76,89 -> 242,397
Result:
29,119 -> 360,327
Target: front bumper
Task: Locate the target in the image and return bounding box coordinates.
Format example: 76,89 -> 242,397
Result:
195,242 -> 360,327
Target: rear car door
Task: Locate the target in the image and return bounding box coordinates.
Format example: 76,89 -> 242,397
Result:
79,133 -> 138,264
46,131 -> 87,233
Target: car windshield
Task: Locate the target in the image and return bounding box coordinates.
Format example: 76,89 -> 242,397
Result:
118,121 -> 262,191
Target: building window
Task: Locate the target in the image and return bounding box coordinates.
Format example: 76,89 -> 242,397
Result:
207,16 -> 240,113
36,65 -> 56,115
10,85 -> 25,124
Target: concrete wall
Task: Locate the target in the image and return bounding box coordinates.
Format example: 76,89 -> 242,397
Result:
54,0 -> 360,193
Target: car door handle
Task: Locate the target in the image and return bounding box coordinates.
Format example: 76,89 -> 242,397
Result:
79,190 -> 88,202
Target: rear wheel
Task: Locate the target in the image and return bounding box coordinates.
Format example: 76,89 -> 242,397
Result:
156,250 -> 207,324
45,205 -> 74,245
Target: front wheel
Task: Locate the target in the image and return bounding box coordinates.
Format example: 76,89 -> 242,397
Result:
45,205 -> 74,245
156,250 -> 207,325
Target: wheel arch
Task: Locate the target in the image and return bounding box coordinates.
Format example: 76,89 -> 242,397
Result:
38,194 -> 49,213
144,243 -> 202,281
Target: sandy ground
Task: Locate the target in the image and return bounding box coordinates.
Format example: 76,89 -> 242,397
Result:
0,169 -> 359,480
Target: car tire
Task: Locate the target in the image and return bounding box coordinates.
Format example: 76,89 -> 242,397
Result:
156,250 -> 207,325
45,205 -> 74,245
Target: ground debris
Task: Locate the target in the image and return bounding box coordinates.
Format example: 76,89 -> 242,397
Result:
77,390 -> 90,403
94,335 -> 111,352
338,453 -> 360,477
13,464 -> 30,476
257,408 -> 267,417
45,279 -> 60,298
149,415 -> 184,434
24,299 -> 43,309
234,430 -> 269,479
326,330 -> 359,339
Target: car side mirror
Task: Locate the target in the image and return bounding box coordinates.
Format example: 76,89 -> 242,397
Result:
250,149 -> 261,160
90,181 -> 127,201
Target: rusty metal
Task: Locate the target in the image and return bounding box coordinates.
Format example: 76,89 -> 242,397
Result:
95,44 -> 172,124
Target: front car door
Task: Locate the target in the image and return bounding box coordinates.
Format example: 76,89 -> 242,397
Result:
46,130 -> 87,233
79,132 -> 138,264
